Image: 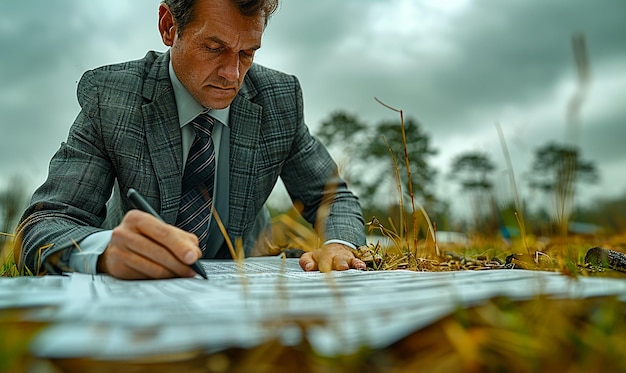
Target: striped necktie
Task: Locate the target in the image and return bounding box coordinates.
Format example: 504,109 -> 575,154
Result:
175,112 -> 216,252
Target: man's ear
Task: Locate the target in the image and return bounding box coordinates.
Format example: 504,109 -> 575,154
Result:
158,3 -> 176,46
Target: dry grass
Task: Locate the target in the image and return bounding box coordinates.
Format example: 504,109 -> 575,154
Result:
2,294 -> 624,373
1,235 -> 20,277
5,215 -> 626,372
7,293 -> 626,373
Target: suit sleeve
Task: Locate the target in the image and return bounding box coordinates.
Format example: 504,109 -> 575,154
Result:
279,77 -> 366,248
15,70 -> 117,275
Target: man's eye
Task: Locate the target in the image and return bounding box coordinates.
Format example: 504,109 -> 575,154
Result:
206,46 -> 222,53
240,51 -> 255,60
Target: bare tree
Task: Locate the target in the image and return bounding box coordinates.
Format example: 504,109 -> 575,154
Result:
528,142 -> 597,235
449,151 -> 498,233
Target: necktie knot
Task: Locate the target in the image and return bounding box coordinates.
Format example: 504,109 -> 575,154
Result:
191,113 -> 215,138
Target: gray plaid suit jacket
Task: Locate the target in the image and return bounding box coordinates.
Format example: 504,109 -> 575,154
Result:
16,51 -> 365,274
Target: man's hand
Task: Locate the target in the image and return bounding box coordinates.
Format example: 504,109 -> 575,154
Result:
299,243 -> 366,272
96,210 -> 202,280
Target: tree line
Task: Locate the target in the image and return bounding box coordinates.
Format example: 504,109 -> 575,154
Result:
316,110 -> 601,238
0,110 -> 615,244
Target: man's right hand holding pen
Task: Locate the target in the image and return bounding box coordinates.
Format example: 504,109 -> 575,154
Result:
96,209 -> 203,280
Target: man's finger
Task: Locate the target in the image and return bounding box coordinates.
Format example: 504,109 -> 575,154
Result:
299,252 -> 318,271
129,237 -> 197,278
127,210 -> 201,264
99,244 -> 175,280
350,257 -> 367,270
332,254 -> 351,271
121,252 -> 178,279
312,249 -> 336,272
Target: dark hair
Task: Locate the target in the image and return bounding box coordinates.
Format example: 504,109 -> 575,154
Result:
162,0 -> 279,35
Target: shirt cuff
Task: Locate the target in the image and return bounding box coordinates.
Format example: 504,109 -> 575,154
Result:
66,230 -> 112,274
323,239 -> 356,250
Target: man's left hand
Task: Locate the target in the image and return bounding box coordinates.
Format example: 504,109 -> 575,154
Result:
299,243 -> 366,272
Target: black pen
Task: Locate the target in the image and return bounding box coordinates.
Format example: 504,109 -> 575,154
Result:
126,188 -> 208,279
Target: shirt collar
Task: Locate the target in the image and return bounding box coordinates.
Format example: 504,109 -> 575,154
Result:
168,61 -> 230,128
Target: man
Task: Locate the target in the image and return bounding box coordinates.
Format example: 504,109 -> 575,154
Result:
15,0 -> 367,279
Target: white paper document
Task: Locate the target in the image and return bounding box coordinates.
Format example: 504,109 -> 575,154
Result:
2,257 -> 626,359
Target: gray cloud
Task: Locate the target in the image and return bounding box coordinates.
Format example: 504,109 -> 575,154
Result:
1,0 -> 624,217
0,0 -> 164,188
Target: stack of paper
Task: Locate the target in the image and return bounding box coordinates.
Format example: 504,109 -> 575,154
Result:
2,257 -> 626,359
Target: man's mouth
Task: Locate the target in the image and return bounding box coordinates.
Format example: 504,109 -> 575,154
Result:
208,84 -> 237,91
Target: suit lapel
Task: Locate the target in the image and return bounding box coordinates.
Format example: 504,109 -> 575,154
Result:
225,93 -> 263,240
141,53 -> 184,224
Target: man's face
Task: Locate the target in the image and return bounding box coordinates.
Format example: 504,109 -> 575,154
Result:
159,0 -> 264,109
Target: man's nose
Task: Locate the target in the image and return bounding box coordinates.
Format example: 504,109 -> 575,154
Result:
218,53 -> 240,82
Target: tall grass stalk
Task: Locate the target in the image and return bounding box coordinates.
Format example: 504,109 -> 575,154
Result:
496,122 -> 530,255
556,33 -> 590,237
375,97 -> 439,257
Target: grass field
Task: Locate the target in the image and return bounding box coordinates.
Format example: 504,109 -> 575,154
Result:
3,103 -> 625,370
3,215 -> 626,372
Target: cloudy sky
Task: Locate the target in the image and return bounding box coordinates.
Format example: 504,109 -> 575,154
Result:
1,0 -> 625,219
